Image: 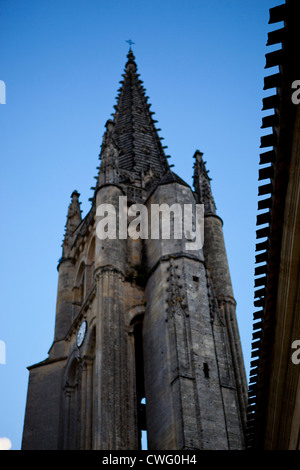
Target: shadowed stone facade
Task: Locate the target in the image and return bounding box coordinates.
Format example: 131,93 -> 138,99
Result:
22,50 -> 247,450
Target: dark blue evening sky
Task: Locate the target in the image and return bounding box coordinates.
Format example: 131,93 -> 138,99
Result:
0,0 -> 282,449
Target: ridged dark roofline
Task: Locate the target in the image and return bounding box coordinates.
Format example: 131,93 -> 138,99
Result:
246,0 -> 300,449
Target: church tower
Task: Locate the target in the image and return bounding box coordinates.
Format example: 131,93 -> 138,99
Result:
22,49 -> 247,450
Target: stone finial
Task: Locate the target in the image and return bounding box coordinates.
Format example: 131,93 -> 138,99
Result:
67,190 -> 82,230
125,49 -> 137,72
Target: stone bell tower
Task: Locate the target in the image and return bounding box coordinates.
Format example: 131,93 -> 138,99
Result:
22,49 -> 248,450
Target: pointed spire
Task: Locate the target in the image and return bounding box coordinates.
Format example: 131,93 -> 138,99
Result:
98,49 -> 170,185
62,190 -> 82,256
193,150 -> 216,214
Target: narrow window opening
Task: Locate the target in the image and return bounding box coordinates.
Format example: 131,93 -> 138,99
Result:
141,398 -> 148,450
193,276 -> 199,282
79,270 -> 85,304
134,322 -> 147,450
203,362 -> 209,378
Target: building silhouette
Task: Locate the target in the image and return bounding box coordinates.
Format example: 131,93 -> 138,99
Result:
22,49 -> 247,450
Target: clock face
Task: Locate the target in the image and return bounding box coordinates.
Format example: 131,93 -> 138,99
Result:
76,321 -> 87,348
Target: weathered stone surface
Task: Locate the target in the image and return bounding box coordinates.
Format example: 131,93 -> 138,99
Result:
22,50 -> 246,450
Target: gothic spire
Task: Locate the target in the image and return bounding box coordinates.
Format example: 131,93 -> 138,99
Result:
193,150 -> 216,214
98,49 -> 170,184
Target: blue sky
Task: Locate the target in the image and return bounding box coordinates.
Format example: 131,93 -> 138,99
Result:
0,0 -> 282,450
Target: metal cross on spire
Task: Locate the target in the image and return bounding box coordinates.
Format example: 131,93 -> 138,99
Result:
126,39 -> 135,51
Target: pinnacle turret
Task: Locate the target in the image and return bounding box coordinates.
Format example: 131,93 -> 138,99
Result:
193,150 -> 216,214
98,120 -> 120,186
62,190 -> 82,256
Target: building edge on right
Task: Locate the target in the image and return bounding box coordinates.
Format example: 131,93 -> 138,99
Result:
246,0 -> 300,449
